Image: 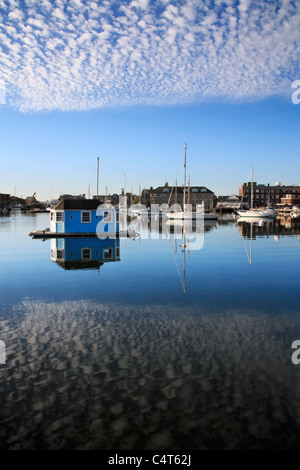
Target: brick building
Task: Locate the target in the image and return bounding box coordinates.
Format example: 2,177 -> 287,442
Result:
239,182 -> 300,207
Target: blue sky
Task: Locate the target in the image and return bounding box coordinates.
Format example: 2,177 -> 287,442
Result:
0,0 -> 299,200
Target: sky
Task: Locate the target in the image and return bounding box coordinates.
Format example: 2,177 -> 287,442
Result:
0,0 -> 299,200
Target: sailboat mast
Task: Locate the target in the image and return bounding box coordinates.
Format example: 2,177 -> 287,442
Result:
251,167 -> 253,210
97,157 -> 99,198
183,143 -> 187,293
183,143 -> 187,211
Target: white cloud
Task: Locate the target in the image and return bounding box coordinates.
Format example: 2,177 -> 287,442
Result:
0,0 -> 299,112
51,7 -> 66,21
238,0 -> 249,14
131,0 -> 149,10
8,8 -> 24,21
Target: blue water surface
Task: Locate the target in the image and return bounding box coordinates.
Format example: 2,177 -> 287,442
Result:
0,211 -> 300,450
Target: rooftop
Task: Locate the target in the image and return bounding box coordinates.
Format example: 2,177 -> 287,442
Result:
150,185 -> 213,194
53,198 -> 107,211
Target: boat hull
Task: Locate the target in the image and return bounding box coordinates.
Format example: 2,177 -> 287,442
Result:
165,212 -> 219,220
237,210 -> 276,218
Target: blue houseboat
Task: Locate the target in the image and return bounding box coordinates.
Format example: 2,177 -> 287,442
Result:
50,237 -> 120,270
50,199 -> 119,237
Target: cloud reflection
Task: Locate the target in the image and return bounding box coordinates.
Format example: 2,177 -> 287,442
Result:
1,299 -> 300,449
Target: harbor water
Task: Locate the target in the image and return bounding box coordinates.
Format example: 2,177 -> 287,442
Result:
0,210 -> 300,450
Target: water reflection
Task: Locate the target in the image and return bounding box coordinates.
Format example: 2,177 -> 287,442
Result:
1,299 -> 300,450
237,215 -> 300,239
50,237 -> 120,271
1,212 -> 300,450
128,213 -> 219,238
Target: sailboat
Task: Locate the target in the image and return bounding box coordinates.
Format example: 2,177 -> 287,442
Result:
237,168 -> 277,218
165,144 -> 219,221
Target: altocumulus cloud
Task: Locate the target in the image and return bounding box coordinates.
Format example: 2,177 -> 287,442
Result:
0,0 -> 299,112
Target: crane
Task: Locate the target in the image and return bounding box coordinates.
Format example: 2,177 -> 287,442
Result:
28,193 -> 36,204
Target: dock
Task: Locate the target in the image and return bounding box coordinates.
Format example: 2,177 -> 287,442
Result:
28,230 -> 138,239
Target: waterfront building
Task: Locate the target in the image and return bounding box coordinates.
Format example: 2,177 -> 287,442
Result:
50,237 -> 120,270
59,194 -> 86,200
216,195 -> 248,211
50,199 -> 119,236
280,193 -> 300,206
141,188 -> 151,206
149,182 -> 215,211
0,193 -> 10,210
239,181 -> 300,207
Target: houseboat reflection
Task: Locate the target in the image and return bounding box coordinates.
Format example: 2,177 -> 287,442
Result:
50,237 -> 120,270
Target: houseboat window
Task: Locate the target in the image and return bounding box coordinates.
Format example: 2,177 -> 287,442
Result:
81,211 -> 91,223
57,249 -> 64,259
104,211 -> 112,222
103,247 -> 113,260
56,212 -> 63,222
82,248 -> 91,259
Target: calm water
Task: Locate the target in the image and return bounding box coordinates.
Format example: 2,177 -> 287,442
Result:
0,210 -> 300,450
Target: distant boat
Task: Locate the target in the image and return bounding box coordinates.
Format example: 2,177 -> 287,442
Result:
166,210 -> 219,220
238,208 -> 277,218
128,205 -> 149,218
291,206 -> 300,218
237,168 -> 277,219
165,144 -> 219,221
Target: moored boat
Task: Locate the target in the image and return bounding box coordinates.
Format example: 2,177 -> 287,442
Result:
165,144 -> 219,221
237,168 -> 277,219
